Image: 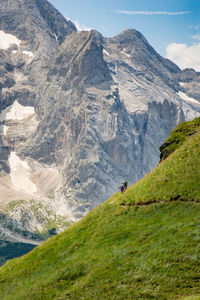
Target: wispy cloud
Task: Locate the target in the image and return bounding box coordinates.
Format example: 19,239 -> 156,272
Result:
191,34 -> 200,41
116,10 -> 191,16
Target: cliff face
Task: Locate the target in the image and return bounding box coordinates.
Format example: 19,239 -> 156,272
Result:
0,0 -> 200,244
0,0 -> 77,243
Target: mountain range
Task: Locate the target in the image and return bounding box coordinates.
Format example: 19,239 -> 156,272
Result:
0,0 -> 200,251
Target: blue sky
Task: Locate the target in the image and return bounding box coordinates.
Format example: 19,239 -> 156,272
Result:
48,0 -> 200,71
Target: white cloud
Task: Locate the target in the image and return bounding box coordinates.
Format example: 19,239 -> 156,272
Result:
191,34 -> 200,41
73,20 -> 91,31
65,17 -> 91,31
116,10 -> 191,16
166,42 -> 200,71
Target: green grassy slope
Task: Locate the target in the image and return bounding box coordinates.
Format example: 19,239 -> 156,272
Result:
111,118 -> 200,206
159,117 -> 200,161
0,118 -> 200,300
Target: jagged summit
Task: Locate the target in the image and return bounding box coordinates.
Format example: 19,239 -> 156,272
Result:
110,28 -> 148,43
0,0 -> 76,45
106,27 -> 180,83
50,30 -> 112,88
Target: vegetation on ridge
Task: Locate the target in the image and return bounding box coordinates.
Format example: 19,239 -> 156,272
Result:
0,118 -> 200,299
159,117 -> 200,161
111,118 -> 200,206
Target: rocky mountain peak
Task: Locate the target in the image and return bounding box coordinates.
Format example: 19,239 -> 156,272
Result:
48,30 -> 112,89
106,28 -> 180,78
108,28 -> 155,54
110,28 -> 146,43
178,68 -> 200,82
0,0 -> 76,47
32,0 -> 77,43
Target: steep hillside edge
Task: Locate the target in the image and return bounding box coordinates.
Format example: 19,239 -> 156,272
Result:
0,118 -> 200,299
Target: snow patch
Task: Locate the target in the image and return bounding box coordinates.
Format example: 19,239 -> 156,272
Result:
3,125 -> 9,135
8,152 -> 37,194
122,49 -> 130,57
179,82 -> 186,87
103,49 -> 110,56
2,87 -> 15,94
0,101 -> 35,122
54,34 -> 58,42
0,30 -> 21,50
23,51 -> 34,58
14,71 -> 25,83
177,91 -> 200,105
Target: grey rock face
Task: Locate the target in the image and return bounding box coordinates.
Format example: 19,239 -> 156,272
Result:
0,0 -> 76,43
0,0 -> 77,167
0,0 -> 200,244
0,0 -> 77,243
20,29 -> 200,219
0,0 -> 77,107
178,69 -> 200,101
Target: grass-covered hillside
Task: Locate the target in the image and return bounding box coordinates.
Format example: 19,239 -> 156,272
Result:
159,117 -> 200,161
0,118 -> 200,300
111,116 -> 200,206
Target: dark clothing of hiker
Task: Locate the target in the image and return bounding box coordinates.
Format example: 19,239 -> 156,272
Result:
120,185 -> 125,193
120,180 -> 128,193
123,181 -> 128,190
